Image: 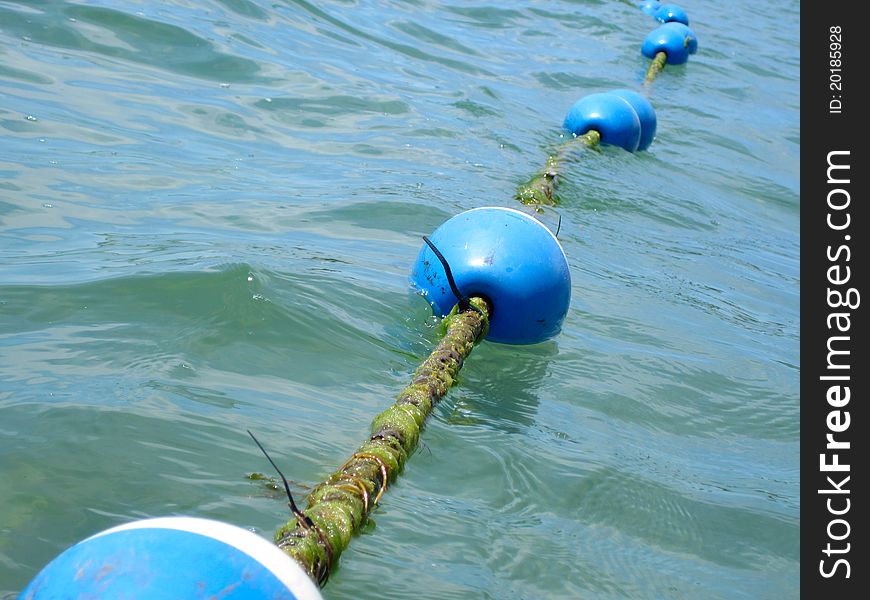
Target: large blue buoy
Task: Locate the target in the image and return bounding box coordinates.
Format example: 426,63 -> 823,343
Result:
641,22 -> 698,65
608,89 -> 656,151
563,92 -> 642,152
411,207 -> 571,345
17,517 -> 324,600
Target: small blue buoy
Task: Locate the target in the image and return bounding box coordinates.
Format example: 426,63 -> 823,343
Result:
637,1 -> 661,16
17,517 -> 324,600
563,92 -> 642,152
411,207 -> 571,345
641,22 -> 699,65
654,4 -> 689,25
607,89 -> 656,151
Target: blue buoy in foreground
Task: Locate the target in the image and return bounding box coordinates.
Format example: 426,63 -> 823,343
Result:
642,22 -> 698,65
608,89 -> 657,151
17,517 -> 324,600
411,207 -> 571,345
563,92 -> 642,152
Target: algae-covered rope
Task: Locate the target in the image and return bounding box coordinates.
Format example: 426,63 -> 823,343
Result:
273,297 -> 490,586
644,50 -> 667,85
516,130 -> 601,209
270,2 -> 698,588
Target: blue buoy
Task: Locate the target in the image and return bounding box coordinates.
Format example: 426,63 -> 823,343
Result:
654,4 -> 689,25
563,92 -> 642,152
411,207 -> 571,345
641,22 -> 699,65
17,517 -> 324,600
607,89 -> 656,151
637,1 -> 661,16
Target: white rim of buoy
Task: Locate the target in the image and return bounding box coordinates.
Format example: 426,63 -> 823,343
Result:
89,517 -> 324,600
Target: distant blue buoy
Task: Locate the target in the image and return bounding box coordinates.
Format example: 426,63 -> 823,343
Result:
411,207 -> 571,345
637,1 -> 661,16
641,22 -> 699,65
654,4 -> 689,25
18,517 -> 324,600
608,89 -> 656,151
563,92 -> 642,152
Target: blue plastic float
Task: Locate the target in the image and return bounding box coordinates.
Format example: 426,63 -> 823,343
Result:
562,90 -> 657,152
563,92 -> 643,152
642,22 -> 698,65
411,207 -> 571,345
17,517 -> 324,600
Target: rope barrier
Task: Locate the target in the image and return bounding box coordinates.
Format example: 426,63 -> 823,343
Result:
271,298 -> 490,585
259,0 -> 704,589
518,2 -> 701,210
20,2 -> 703,597
271,1 -> 704,586
268,2 -> 705,576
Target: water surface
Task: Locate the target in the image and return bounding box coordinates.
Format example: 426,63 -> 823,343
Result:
1,1 -> 799,598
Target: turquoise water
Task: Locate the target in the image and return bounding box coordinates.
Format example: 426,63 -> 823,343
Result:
1,1 -> 799,598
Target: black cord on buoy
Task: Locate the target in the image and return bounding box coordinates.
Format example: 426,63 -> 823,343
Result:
422,235 -> 470,311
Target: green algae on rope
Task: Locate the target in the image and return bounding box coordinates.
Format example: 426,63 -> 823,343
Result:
516,130 -> 600,209
273,297 -> 491,586
644,51 -> 667,85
